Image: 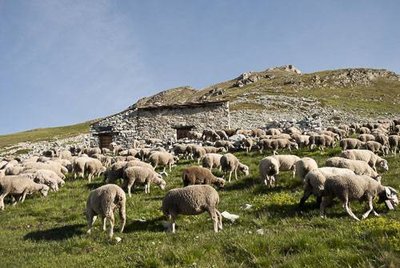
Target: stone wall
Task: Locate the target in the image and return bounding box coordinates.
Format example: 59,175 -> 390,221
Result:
90,102 -> 230,146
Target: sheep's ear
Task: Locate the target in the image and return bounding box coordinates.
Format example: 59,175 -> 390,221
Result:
388,186 -> 398,194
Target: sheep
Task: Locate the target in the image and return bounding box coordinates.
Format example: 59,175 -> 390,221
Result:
84,158 -> 106,182
389,135 -> 400,155
358,127 -> 371,134
125,159 -> 154,170
224,128 -> 239,137
139,148 -> 152,161
172,144 -> 188,158
72,156 -> 90,179
259,155 -> 300,187
309,134 -> 335,150
220,153 -> 249,182
216,130 -> 229,140
320,174 -> 399,221
325,157 -> 381,181
58,150 -> 72,160
259,138 -> 298,155
34,169 -> 65,189
294,157 -> 318,181
119,149 -> 138,157
285,126 -> 302,135
202,129 -> 220,141
23,161 -> 67,179
214,140 -> 235,151
104,161 -> 127,183
265,128 -> 281,136
203,146 -> 225,154
201,153 -> 223,171
83,147 -> 102,157
182,166 -> 225,188
358,134 -> 375,142
148,151 -> 176,176
122,166 -> 166,196
0,176 -> 49,210
300,167 -> 356,207
365,141 -> 389,155
339,149 -> 389,172
241,137 -> 254,153
161,185 -> 222,233
375,133 -> 389,146
91,154 -> 112,168
187,131 -> 202,140
320,130 -> 340,141
192,146 -> 207,164
251,128 -> 266,137
339,138 -> 365,150
86,184 -> 126,239
291,134 -> 310,148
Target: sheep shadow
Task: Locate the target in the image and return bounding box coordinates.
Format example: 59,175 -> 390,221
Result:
85,182 -> 104,190
24,224 -> 86,241
124,216 -> 165,233
254,202 -> 306,219
223,176 -> 258,191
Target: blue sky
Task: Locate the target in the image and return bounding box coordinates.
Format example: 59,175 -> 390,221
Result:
0,0 -> 399,134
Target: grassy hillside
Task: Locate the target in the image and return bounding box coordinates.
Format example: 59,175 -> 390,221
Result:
1,148 -> 399,267
0,122 -> 91,149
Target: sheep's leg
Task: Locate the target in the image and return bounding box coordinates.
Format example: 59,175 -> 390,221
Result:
168,214 -> 177,233
208,208 -> 219,233
344,200 -> 360,221
299,190 -> 312,208
292,168 -> 296,178
86,211 -> 97,234
228,171 -> 232,182
216,210 -> 223,230
320,196 -> 331,218
169,163 -> 172,172
20,191 -> 27,203
146,182 -> 151,194
128,184 -> 132,198
0,191 -> 7,210
234,169 -> 238,180
88,174 -> 92,183
102,217 -> 107,231
107,214 -> 115,238
119,206 -> 126,233
362,198 -> 375,219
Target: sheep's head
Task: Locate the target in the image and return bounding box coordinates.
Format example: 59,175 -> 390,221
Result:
291,142 -> 299,150
379,186 -> 399,210
40,185 -> 50,197
239,164 -> 250,176
159,179 -> 167,190
215,178 -> 225,189
379,159 -> 389,171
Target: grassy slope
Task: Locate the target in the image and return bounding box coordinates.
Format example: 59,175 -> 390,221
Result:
0,122 -> 91,149
1,148 -> 400,267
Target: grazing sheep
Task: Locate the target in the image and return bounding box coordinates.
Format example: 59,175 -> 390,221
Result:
224,129 -> 239,137
358,134 -> 375,142
203,146 -> 225,154
259,138 -> 298,155
72,156 -> 90,179
34,169 -> 65,189
220,153 -> 249,182
122,166 -> 166,196
291,134 -> 310,148
191,146 -> 207,164
286,126 -> 302,135
23,161 -> 67,179
375,133 -> 389,146
214,140 -> 235,151
358,127 -> 371,134
265,128 -> 281,136
251,128 -> 266,137
294,157 -> 318,181
325,157 -> 381,181
365,141 -> 389,155
241,137 -> 254,153
216,130 -> 229,140
85,158 -> 106,182
182,166 -> 225,188
320,130 -> 340,141
309,134 -> 335,150
259,155 -> 300,187
339,138 -> 364,150
148,151 -> 176,176
104,161 -> 127,183
300,167 -> 356,207
86,184 -> 126,238
339,149 -> 389,172
202,129 -> 221,142
125,159 -> 154,170
187,131 -> 202,140
0,176 -> 49,210
389,135 -> 400,155
161,185 -> 222,233
84,147 -> 102,157
320,174 -> 398,221
172,144 -> 188,158
201,153 -> 223,171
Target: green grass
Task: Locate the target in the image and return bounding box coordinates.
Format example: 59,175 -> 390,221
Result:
1,148 -> 400,267
0,122 -> 91,149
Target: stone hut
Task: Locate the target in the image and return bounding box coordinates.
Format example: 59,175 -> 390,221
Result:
90,101 -> 230,148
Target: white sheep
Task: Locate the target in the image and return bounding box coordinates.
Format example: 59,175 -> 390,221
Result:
365,141 -> 389,155
220,153 -> 249,182
86,184 -> 126,239
259,155 -> 300,187
339,149 -> 388,172
201,153 -> 223,171
0,175 -> 49,210
389,135 -> 399,155
84,158 -> 106,183
320,174 -> 398,220
339,138 -> 365,150
325,157 -> 381,181
122,166 -> 166,196
182,166 -> 225,188
294,157 -> 318,181
161,185 -> 222,233
148,151 -> 176,176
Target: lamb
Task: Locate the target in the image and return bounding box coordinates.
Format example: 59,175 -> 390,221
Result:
148,151 -> 176,176
86,184 -> 126,239
389,135 -> 400,155
220,153 -> 249,182
365,141 -> 389,155
325,157 -> 381,181
259,155 -> 300,187
339,149 -> 389,172
0,176 -> 49,210
201,153 -> 223,171
182,166 -> 225,188
339,138 -> 365,150
358,134 -> 375,142
122,166 -> 166,196
294,157 -> 318,181
161,185 -> 222,233
300,167 -> 356,207
84,158 -> 106,182
320,174 -> 399,221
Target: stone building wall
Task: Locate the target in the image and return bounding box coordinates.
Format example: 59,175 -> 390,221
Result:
90,102 -> 230,147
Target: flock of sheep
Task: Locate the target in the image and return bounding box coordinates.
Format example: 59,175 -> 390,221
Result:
0,118 -> 400,239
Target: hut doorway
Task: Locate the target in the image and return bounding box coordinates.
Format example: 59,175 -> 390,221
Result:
98,134 -> 113,149
175,126 -> 194,140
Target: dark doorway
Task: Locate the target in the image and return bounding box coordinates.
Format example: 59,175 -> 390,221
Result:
98,134 -> 113,149
175,126 -> 194,140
